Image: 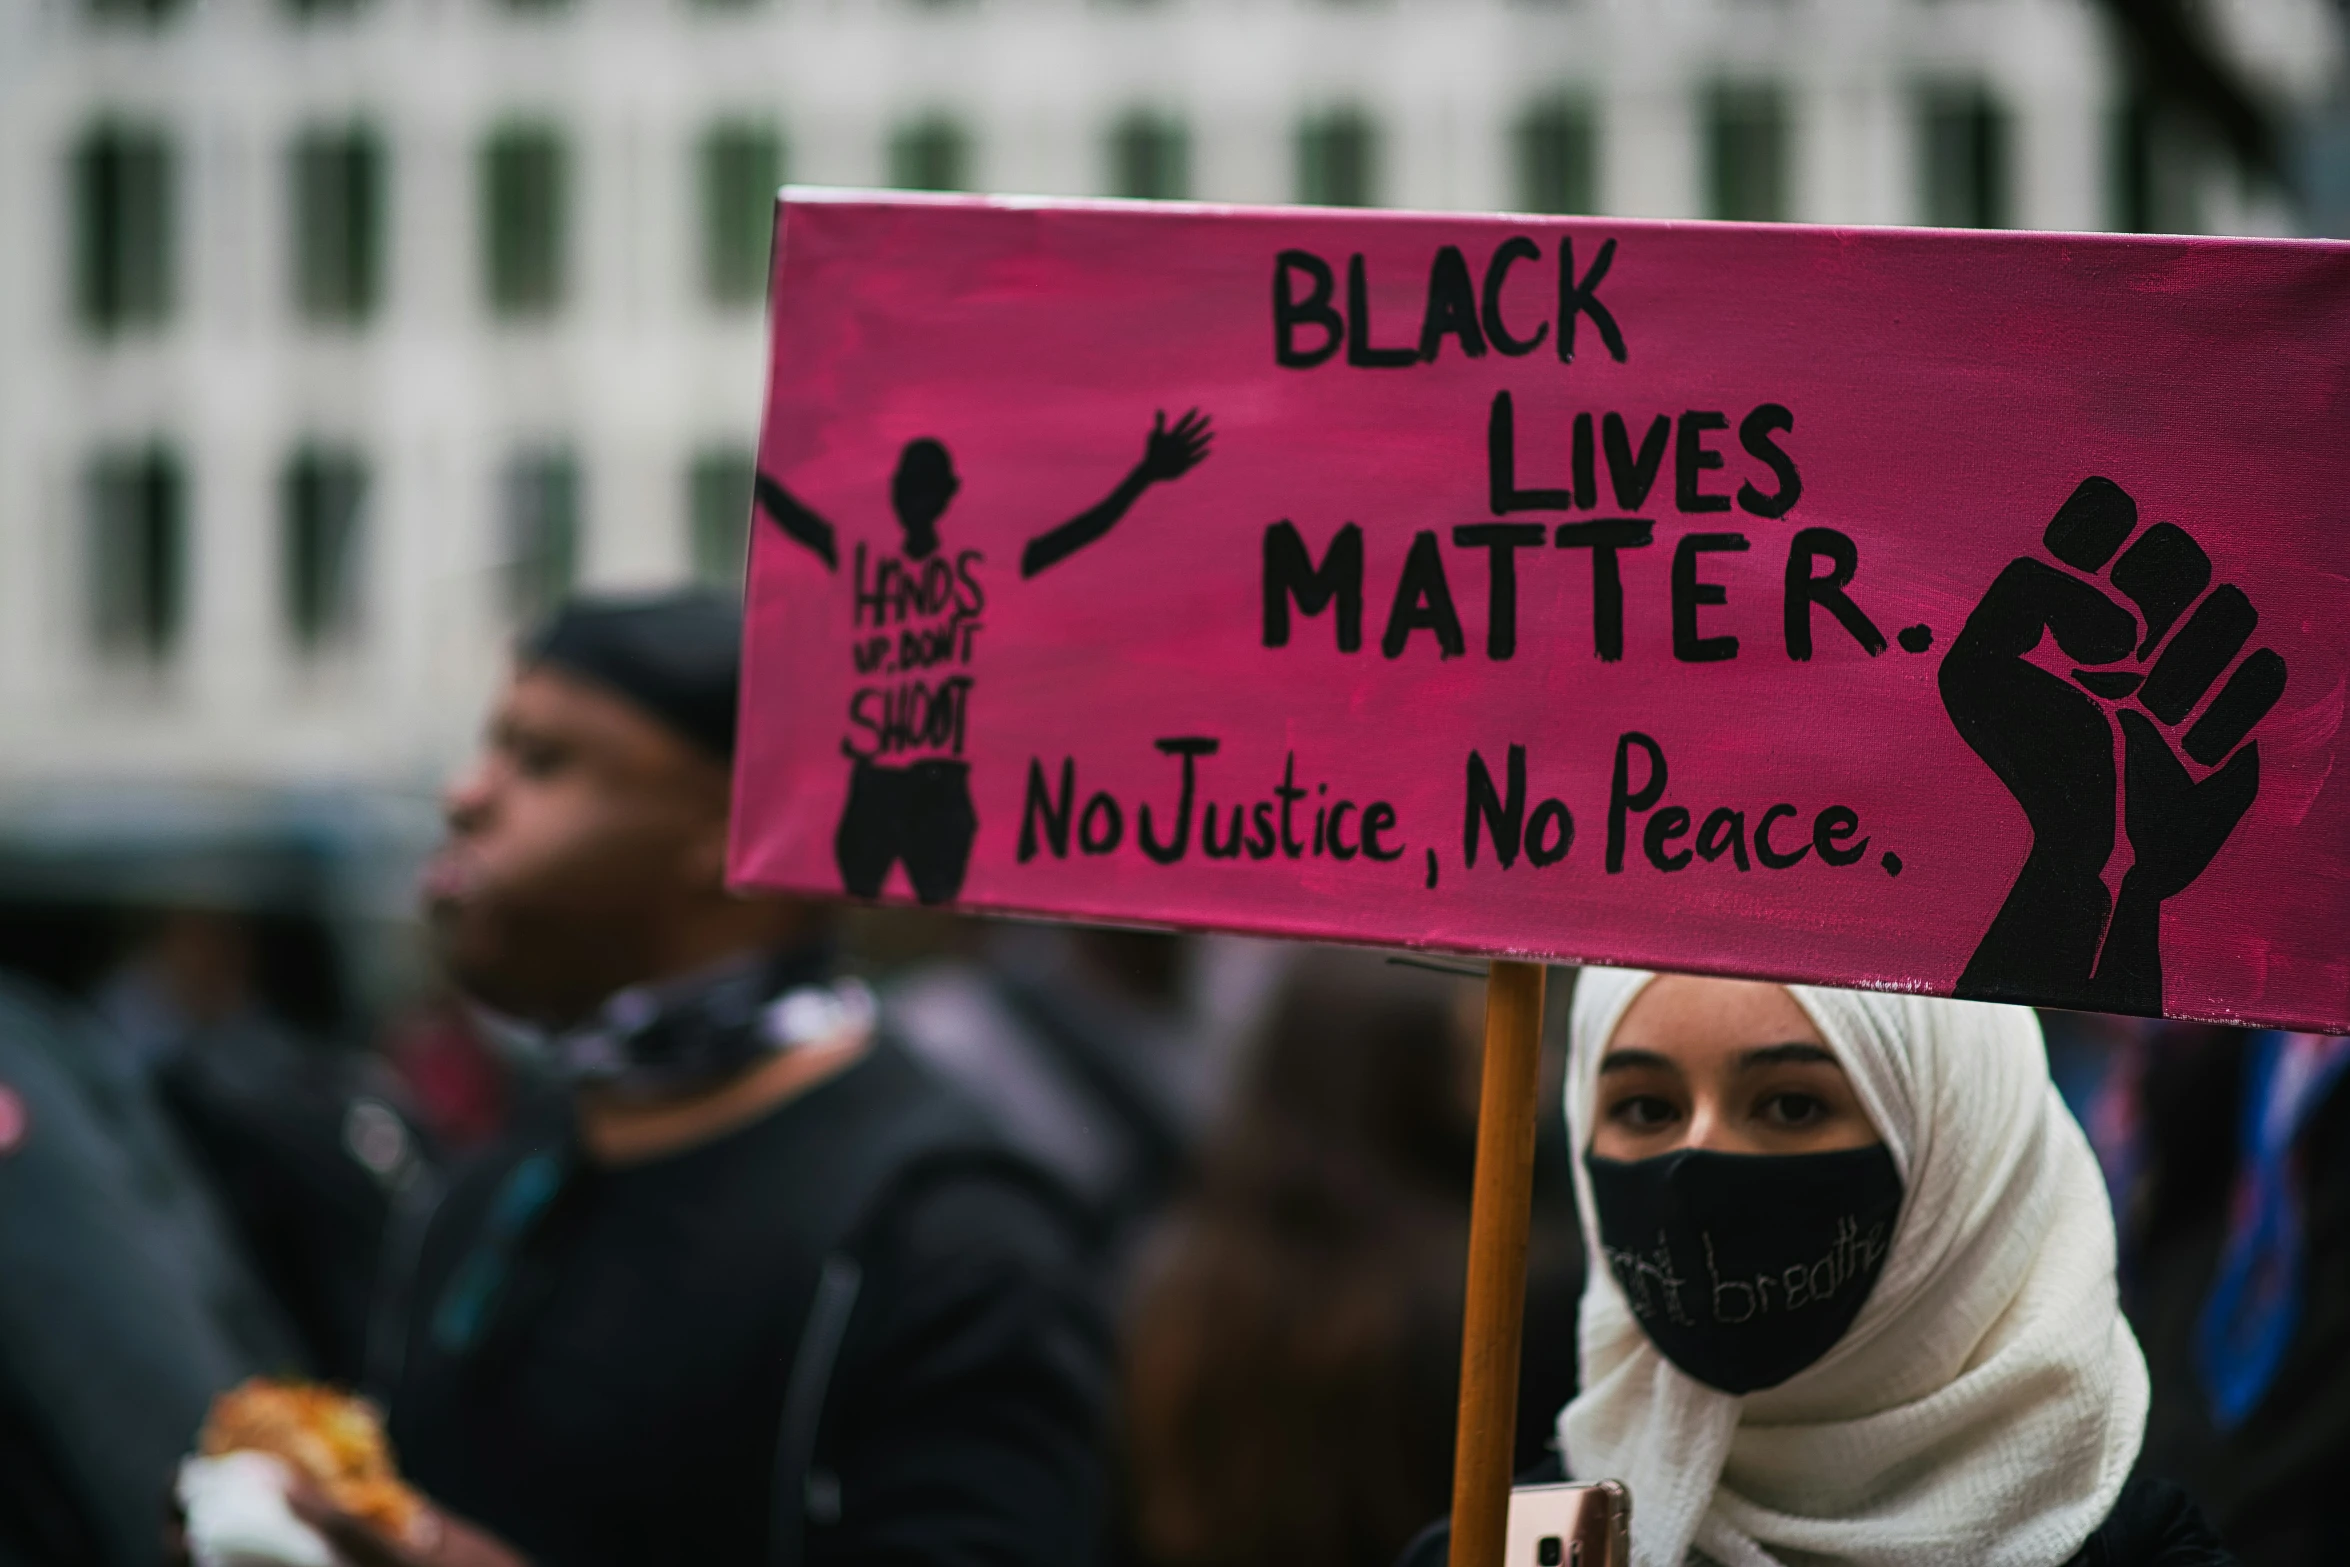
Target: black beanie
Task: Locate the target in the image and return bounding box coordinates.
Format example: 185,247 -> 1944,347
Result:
522,589 -> 743,761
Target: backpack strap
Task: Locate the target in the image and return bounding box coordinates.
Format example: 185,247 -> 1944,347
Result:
765,1129 -> 1085,1567
768,1253 -> 862,1567
360,1160 -> 449,1403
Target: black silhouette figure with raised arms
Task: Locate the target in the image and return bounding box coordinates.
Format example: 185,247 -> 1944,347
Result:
756,409 -> 1214,904
1939,476 -> 2286,1015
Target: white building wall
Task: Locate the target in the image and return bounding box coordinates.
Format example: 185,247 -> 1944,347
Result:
0,0 -> 2335,804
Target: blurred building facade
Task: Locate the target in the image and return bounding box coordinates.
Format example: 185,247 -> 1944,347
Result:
0,0 -> 2340,800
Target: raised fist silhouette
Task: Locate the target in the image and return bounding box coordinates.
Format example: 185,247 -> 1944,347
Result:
1940,477 -> 2286,1015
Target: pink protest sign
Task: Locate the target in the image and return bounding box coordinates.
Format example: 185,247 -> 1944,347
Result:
732,189 -> 2350,1033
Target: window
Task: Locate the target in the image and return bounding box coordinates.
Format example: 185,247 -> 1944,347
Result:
293,126 -> 385,324
282,446 -> 368,650
503,450 -> 579,621
890,116 -> 971,192
1515,97 -> 1598,214
86,0 -> 186,23
700,123 -> 783,307
282,0 -> 370,18
482,125 -> 567,317
1108,111 -> 1189,201
87,445 -> 186,661
1703,82 -> 1790,222
688,447 -> 756,587
1297,108 -> 1377,207
1918,83 -> 2009,229
2111,92 -> 2211,235
73,122 -> 175,335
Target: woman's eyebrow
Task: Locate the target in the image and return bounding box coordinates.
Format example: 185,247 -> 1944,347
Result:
1735,1042 -> 1835,1069
1597,1048 -> 1675,1076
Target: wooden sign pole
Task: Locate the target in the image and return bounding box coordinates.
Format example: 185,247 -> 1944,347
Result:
1449,959 -> 1548,1567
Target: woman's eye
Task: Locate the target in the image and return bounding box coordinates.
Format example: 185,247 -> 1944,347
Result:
1759,1092 -> 1827,1127
1609,1095 -> 1680,1131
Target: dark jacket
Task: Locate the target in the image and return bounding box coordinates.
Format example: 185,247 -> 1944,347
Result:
0,978 -> 294,1567
378,1033 -> 1109,1567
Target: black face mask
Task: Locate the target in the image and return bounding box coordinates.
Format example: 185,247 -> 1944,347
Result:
1583,1144 -> 1903,1395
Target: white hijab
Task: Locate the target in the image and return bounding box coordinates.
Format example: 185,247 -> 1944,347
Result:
1557,969 -> 2148,1567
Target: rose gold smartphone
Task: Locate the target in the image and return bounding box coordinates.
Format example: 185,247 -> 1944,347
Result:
1503,1479 -> 1631,1567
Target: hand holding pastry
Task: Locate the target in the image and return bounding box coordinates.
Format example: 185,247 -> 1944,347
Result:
182,1379 -> 523,1567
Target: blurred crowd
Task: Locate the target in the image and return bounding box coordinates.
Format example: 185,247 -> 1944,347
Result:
0,591 -> 2342,1567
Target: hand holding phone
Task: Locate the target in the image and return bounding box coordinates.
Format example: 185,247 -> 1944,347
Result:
1503,1480 -> 1630,1567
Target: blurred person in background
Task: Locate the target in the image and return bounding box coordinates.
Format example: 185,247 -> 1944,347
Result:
307,590 -> 1106,1567
1398,971 -> 2228,1567
98,905 -> 423,1383
2093,1024 -> 2350,1566
0,972 -> 299,1567
1119,949 -> 1580,1567
2039,1009 -> 2154,1134
885,921 -> 1285,1287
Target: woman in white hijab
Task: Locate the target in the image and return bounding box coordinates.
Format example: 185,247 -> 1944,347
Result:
1551,969 -> 2230,1567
